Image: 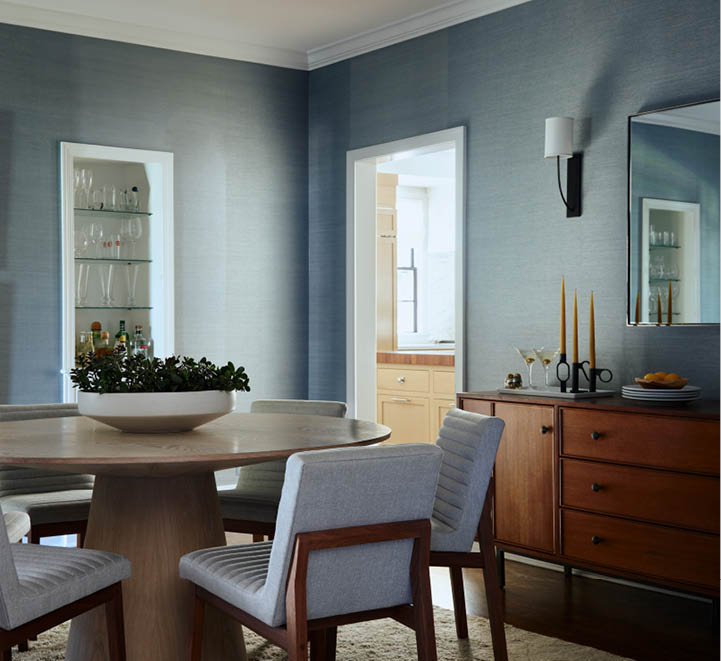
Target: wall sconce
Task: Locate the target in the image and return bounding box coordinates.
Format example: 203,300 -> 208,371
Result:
545,117 -> 582,218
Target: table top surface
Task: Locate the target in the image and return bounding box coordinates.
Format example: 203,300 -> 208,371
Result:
0,413 -> 391,476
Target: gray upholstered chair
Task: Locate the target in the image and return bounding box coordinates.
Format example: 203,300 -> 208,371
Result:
182,444 -> 443,661
3,513 -> 30,545
0,404 -> 94,546
428,407 -> 507,661
0,504 -> 130,661
220,399 -> 347,541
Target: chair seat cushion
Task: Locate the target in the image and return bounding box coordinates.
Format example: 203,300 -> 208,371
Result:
180,542 -> 273,623
3,512 -> 31,543
0,490 -> 92,526
8,543 -> 130,629
219,490 -> 279,524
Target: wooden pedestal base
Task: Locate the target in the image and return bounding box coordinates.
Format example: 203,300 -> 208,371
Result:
66,472 -> 246,661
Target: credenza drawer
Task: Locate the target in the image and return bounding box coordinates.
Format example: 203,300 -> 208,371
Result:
377,367 -> 430,393
561,408 -> 719,474
561,459 -> 719,532
562,510 -> 718,589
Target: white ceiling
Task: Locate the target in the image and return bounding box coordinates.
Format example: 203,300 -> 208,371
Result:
0,0 -> 531,70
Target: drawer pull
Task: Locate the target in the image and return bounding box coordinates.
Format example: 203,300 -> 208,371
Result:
591,535 -> 602,545
397,376 -> 406,383
591,482 -> 600,492
540,425 -> 551,434
391,397 -> 410,403
590,431 -> 600,440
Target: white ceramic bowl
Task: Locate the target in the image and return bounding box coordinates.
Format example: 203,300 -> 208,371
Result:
78,390 -> 236,433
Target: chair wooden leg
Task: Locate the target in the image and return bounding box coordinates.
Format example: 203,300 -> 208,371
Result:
478,524 -> 507,660
411,535 -> 437,661
104,583 -> 127,661
189,593 -> 205,661
309,627 -> 337,661
77,530 -> 85,548
29,529 -> 40,545
17,639 -> 29,651
2,648 -> 10,661
252,534 -> 264,543
287,614 -> 308,661
449,566 -> 469,639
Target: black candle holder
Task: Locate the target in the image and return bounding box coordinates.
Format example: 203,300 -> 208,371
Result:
555,353 -> 570,392
571,362 -> 583,393
588,366 -> 614,392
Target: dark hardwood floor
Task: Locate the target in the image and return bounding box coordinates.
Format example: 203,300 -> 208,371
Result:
430,558 -> 719,661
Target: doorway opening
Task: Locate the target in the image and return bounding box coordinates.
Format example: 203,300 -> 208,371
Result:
345,128 -> 465,424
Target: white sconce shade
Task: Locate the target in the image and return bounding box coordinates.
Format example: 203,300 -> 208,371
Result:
545,117 -> 574,159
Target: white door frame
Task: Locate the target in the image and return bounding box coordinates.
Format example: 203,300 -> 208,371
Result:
345,127 -> 466,420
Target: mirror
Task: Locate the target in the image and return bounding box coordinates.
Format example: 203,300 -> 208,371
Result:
627,99 -> 719,325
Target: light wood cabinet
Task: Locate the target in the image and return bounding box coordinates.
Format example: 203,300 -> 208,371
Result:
377,362 -> 454,444
376,173 -> 397,352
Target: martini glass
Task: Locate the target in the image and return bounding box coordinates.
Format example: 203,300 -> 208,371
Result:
514,347 -> 537,389
533,347 -> 560,389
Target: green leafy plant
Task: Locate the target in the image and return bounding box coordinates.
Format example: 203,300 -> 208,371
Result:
70,353 -> 251,394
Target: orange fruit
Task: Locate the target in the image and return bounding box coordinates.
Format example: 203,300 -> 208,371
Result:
665,373 -> 681,381
653,371 -> 667,379
643,372 -> 656,381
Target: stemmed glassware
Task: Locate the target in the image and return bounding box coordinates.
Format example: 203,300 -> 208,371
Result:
125,264 -> 139,306
75,263 -> 90,306
99,264 -> 115,306
127,216 -> 143,259
87,222 -> 103,257
533,347 -> 560,389
514,347 -> 537,389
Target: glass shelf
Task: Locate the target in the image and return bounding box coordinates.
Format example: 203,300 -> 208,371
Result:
75,306 -> 152,310
74,208 -> 151,218
649,278 -> 680,282
75,258 -> 151,264
649,244 -> 680,249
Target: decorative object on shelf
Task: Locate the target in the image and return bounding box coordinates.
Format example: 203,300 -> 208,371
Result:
504,373 -> 522,389
496,387 -> 614,400
557,277 -> 570,392
634,290 -> 640,325
621,384 -> 701,402
98,263 -> 115,306
71,354 -> 251,433
570,288 -> 582,393
125,263 -> 139,306
75,263 -> 90,306
544,117 -> 582,217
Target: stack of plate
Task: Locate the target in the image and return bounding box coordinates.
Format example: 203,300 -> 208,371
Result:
621,384 -> 701,402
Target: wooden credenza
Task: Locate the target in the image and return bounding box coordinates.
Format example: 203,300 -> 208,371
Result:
457,392 -> 720,597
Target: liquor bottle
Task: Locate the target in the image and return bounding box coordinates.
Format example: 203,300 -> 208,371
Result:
114,320 -> 128,357
95,331 -> 113,358
132,325 -> 148,358
115,320 -> 127,343
90,321 -> 102,347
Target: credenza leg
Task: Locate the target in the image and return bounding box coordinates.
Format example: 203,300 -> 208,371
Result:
495,549 -> 505,589
564,565 -> 573,578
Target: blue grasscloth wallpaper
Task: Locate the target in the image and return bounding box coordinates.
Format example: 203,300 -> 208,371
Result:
308,0 -> 720,400
0,24 -> 309,405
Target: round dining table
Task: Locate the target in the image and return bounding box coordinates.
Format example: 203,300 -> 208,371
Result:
0,411 -> 390,661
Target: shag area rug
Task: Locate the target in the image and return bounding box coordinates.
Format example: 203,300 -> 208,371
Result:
17,607 -> 630,660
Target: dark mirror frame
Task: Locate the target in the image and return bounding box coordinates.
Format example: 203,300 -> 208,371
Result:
626,98 -> 720,327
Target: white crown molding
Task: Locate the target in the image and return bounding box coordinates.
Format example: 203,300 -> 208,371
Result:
306,0 -> 532,70
0,0 -> 531,71
0,0 -> 308,70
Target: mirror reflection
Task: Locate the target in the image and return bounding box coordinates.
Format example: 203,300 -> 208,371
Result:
628,99 -> 719,325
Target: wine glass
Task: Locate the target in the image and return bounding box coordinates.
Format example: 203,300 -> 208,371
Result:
88,222 -> 104,257
74,227 -> 88,257
99,264 -> 115,306
533,347 -> 560,389
83,169 -> 93,209
128,216 -> 143,259
514,347 -> 537,389
76,263 -> 90,306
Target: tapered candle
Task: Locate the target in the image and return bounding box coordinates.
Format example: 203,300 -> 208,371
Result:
667,280 -> 672,325
589,291 -> 596,368
560,278 -> 566,354
657,294 -> 662,325
635,290 -> 640,325
573,289 -> 579,363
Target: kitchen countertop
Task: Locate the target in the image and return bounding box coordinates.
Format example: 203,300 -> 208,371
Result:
377,350 -> 454,367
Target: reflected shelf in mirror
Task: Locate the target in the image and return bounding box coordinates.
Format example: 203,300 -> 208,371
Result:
75,258 -> 151,264
649,278 -> 680,282
649,244 -> 681,250
74,208 -> 152,218
75,306 -> 152,310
